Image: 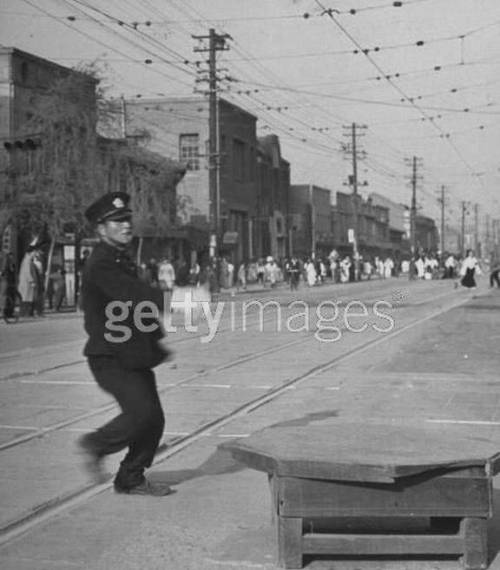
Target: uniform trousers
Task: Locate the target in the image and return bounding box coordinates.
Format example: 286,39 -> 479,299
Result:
86,355 -> 165,490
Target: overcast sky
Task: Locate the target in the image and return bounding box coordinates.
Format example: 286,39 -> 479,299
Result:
1,0 -> 500,228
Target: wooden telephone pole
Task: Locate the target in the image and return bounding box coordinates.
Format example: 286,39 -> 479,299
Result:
193,29 -> 231,266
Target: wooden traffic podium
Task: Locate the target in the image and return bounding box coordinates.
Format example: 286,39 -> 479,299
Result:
220,423 -> 500,569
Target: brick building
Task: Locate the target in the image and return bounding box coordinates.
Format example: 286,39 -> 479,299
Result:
332,191 -> 392,259
0,47 -> 97,261
125,97 -> 257,264
289,184 -> 334,259
0,48 -> 185,303
125,97 -> 291,266
369,192 -> 409,259
256,135 -> 290,261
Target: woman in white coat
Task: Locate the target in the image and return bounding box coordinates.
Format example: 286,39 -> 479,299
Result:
18,250 -> 36,316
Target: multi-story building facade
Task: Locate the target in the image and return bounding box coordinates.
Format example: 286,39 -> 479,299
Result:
415,214 -> 440,253
0,47 -> 97,261
333,191 -> 392,259
289,184 -> 334,259
125,97 -> 291,265
0,48 -> 185,303
369,192 -> 409,259
256,135 -> 290,261
125,97 -> 258,264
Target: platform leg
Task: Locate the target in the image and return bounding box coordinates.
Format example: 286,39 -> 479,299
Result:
460,517 -> 488,570
277,515 -> 303,569
268,474 -> 278,526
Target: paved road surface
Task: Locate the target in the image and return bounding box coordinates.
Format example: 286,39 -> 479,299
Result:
1,276 -> 499,569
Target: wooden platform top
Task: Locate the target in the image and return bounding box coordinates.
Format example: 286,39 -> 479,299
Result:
220,423 -> 500,483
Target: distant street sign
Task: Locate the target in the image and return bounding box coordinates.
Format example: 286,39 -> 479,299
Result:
347,228 -> 355,244
222,231 -> 238,245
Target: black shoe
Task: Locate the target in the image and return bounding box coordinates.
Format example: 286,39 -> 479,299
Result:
114,480 -> 173,496
77,435 -> 107,484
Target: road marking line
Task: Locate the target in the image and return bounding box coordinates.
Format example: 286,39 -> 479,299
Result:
0,287 -> 471,545
426,419 -> 500,426
17,404 -> 89,410
0,425 -> 37,430
18,380 -> 94,385
216,433 -> 250,438
185,383 -> 232,389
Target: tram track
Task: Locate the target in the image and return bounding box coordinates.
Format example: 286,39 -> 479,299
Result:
0,285 -> 456,451
0,287 -> 472,546
0,281 -> 447,382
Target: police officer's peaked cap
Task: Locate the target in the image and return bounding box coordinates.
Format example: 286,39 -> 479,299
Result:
84,192 -> 132,224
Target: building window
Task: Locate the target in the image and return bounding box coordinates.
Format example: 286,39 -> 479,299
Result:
21,62 -> 29,83
249,146 -> 255,182
233,138 -> 245,181
179,133 -> 200,171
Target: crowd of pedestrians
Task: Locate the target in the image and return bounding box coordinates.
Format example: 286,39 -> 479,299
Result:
1,244 -> 500,321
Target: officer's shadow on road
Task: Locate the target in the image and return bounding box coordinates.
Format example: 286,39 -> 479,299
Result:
149,446 -> 245,486
149,411 -> 340,487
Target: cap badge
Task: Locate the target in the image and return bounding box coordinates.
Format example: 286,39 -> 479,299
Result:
112,198 -> 124,208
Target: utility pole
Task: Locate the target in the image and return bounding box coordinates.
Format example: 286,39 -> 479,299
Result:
460,201 -> 468,256
437,185 -> 447,257
193,29 -> 231,282
342,122 -> 367,280
410,157 -> 418,256
404,156 -> 422,279
120,95 -> 127,138
473,203 -> 479,257
405,156 -> 422,255
485,214 -> 491,258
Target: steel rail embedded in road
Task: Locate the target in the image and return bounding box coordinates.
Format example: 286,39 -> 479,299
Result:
0,280 -> 447,382
0,288 -> 472,547
0,285 -> 455,452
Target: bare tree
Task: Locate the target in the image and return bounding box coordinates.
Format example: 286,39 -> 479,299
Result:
10,62 -> 186,291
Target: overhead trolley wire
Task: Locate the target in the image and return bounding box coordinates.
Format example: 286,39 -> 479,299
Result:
21,0 -> 194,89
63,0 -> 198,78
314,0 -> 490,189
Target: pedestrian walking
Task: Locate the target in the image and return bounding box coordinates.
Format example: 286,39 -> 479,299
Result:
18,247 -> 37,316
265,257 -> 279,288
53,267 -> 66,311
236,261 -> 247,291
459,249 -> 481,289
188,260 -> 200,286
48,266 -> 66,311
340,256 -> 351,283
78,192 -> 173,496
287,256 -> 300,290
444,254 -> 457,279
383,257 -> 394,279
363,259 -> 373,280
256,259 -> 265,285
158,257 -> 175,292
305,258 -> 317,286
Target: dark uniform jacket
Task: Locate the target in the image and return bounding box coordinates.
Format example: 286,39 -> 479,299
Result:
82,242 -> 169,370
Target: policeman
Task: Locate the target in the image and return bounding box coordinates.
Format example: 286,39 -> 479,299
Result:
78,192 -> 172,496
